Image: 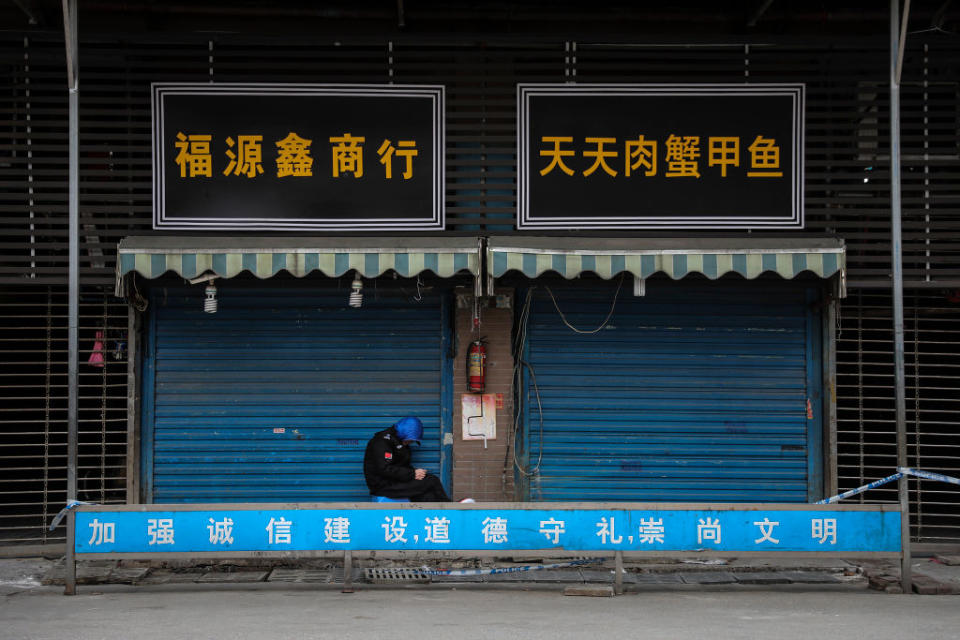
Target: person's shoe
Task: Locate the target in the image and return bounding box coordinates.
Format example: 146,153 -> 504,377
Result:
459,498 -> 476,503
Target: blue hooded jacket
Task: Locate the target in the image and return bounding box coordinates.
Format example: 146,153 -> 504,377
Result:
393,416 -> 423,444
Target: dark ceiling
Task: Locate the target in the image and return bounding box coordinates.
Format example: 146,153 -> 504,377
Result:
3,1 -> 960,40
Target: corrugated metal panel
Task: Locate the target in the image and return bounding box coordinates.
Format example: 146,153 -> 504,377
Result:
522,279 -> 821,503
144,284 -> 447,503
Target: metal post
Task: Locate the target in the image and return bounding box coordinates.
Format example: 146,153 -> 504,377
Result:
61,0 -> 78,596
890,0 -> 911,594
63,510 -> 76,595
341,550 -> 354,593
127,305 -> 141,503
614,551 -> 624,595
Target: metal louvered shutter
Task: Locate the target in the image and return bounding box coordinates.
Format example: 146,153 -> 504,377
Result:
523,279 -> 822,503
142,284 -> 447,503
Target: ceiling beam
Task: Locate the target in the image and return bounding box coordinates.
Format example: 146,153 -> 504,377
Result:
10,0 -> 46,26
746,0 -> 775,27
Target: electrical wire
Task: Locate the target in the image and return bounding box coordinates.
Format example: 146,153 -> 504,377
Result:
509,287 -> 544,479
514,360 -> 544,478
130,276 -> 148,312
508,278 -> 627,483
544,273 -> 624,335
908,26 -> 959,37
503,292 -> 527,491
505,289 -> 528,478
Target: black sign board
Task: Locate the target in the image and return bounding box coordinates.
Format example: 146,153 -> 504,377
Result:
153,84 -> 444,230
518,84 -> 804,230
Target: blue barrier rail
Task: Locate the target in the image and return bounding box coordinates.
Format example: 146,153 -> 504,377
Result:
65,468 -> 960,596
71,503 -> 900,556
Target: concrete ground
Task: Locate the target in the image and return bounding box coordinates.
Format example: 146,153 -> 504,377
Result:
2,556 -> 960,639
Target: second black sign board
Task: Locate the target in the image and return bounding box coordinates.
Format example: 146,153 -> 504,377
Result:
517,84 -> 804,230
153,84 -> 444,231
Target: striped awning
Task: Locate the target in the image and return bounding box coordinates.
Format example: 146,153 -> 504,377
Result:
488,236 -> 845,286
116,236 -> 481,294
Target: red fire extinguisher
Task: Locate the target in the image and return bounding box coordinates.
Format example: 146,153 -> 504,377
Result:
467,339 -> 487,393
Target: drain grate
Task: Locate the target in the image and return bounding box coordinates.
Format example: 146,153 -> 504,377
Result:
364,567 -> 431,584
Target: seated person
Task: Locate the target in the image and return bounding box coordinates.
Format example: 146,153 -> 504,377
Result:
363,416 -> 451,502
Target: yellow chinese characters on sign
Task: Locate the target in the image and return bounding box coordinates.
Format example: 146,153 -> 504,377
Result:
664,135 -> 700,178
747,136 -> 783,177
223,135 -> 264,178
174,132 -> 212,178
275,132 -> 313,177
174,132 -> 426,180
583,137 -> 618,177
330,133 -> 365,178
625,136 -> 657,177
539,136 -> 575,176
377,139 -> 418,179
536,134 -> 783,181
707,137 -> 739,177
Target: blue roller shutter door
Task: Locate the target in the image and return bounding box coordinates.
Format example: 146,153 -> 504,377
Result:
143,286 -> 445,503
524,281 -> 822,503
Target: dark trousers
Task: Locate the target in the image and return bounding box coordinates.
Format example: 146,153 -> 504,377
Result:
376,474 -> 451,502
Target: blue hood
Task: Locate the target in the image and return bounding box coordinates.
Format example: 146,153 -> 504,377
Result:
394,416 -> 423,444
